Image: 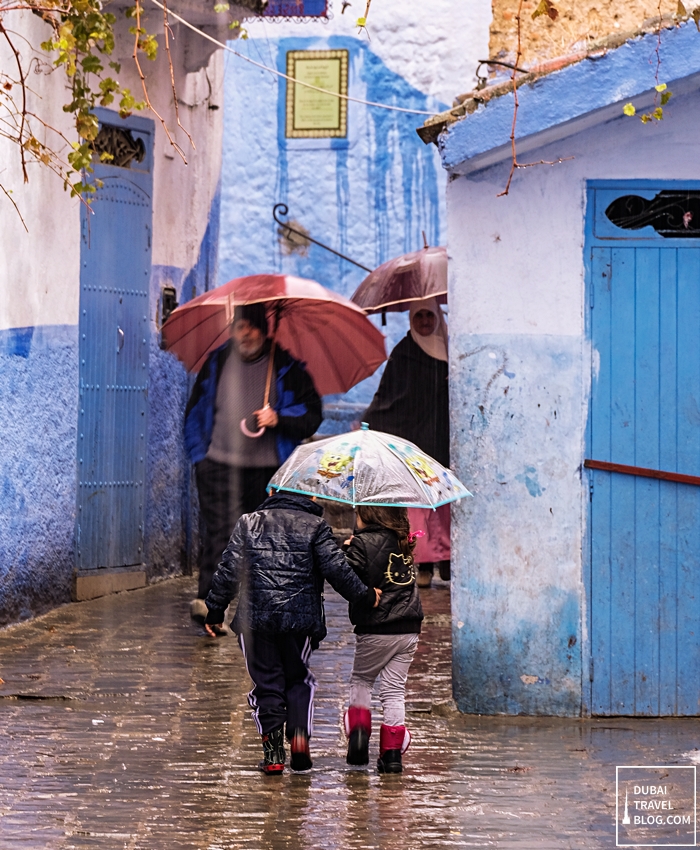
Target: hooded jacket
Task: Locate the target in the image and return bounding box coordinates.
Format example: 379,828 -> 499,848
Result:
345,524 -> 423,635
205,492 -> 376,643
184,342 -> 322,466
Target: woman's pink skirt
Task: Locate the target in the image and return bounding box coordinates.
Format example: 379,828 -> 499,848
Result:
407,503 -> 451,564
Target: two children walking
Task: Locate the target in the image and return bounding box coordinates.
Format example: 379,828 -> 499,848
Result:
204,491 -> 423,775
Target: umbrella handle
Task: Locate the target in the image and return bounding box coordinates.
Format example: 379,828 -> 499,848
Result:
240,415 -> 266,439
239,337 -> 277,439
263,338 -> 276,408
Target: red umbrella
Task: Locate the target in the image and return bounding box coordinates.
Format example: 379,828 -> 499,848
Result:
161,274 -> 387,396
350,245 -> 447,314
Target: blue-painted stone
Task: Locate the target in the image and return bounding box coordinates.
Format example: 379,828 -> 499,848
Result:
0,325 -> 78,625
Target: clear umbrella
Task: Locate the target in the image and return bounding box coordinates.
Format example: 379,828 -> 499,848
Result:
269,424 -> 471,509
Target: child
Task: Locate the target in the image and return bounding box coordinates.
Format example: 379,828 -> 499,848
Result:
343,504 -> 424,774
204,490 -> 381,775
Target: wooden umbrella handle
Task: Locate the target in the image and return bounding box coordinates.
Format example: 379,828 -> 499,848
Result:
263,338 -> 276,408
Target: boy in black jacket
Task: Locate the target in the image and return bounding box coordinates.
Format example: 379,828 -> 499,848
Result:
204,491 -> 380,775
343,504 -> 423,774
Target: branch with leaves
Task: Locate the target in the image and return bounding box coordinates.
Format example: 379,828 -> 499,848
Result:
0,0 -> 194,220
498,0 -> 570,197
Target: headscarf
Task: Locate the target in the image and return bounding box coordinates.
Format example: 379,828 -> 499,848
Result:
409,297 -> 448,362
232,302 -> 268,336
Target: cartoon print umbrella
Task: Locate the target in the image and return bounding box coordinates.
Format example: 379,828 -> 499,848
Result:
161,274 -> 387,396
268,423 -> 471,509
350,245 -> 447,315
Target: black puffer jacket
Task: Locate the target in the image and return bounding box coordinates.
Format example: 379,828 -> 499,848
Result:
345,524 -> 423,635
205,492 -> 375,644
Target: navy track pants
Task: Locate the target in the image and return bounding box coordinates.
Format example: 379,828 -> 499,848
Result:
238,630 -> 316,737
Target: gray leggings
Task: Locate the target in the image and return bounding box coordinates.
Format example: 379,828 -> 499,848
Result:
348,633 -> 419,727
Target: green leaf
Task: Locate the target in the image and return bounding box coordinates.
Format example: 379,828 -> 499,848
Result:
660,90 -> 672,105
214,2 -> 229,11
623,103 -> 636,116
653,106 -> 664,120
655,82 -> 667,92
356,16 -> 366,25
81,55 -> 103,73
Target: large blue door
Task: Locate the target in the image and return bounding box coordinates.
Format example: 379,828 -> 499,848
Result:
77,111 -> 154,570
587,181 -> 700,715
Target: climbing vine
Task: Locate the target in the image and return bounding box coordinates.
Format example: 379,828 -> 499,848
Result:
0,0 -> 184,225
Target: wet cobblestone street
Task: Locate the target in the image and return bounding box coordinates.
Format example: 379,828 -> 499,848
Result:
2,577 -> 700,848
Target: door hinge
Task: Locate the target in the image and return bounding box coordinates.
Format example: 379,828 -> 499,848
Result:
589,284 -> 595,309
589,657 -> 594,682
589,477 -> 594,501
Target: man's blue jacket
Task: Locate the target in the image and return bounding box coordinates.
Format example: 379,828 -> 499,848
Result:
184,341 -> 322,465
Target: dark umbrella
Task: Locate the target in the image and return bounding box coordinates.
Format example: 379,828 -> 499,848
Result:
350,245 -> 447,315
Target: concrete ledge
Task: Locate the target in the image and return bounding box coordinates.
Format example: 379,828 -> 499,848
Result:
72,567 -> 147,602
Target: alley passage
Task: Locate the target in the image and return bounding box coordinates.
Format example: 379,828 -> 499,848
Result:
1,577 -> 700,849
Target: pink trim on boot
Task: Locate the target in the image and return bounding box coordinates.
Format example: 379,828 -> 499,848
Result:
379,723 -> 412,755
344,706 -> 372,737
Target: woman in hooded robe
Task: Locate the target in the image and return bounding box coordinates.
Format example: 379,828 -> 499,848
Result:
364,298 -> 450,587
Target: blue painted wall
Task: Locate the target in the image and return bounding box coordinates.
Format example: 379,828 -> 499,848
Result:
0,325 -> 78,625
218,35 -> 447,422
0,203 -> 219,624
147,189 -> 221,580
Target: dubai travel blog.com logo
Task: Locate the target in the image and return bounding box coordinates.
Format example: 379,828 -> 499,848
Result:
616,765 -> 696,847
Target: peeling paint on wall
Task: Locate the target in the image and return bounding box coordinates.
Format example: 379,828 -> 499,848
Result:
450,333 -> 583,715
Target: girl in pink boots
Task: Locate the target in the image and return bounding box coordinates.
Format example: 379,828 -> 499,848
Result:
343,505 -> 424,773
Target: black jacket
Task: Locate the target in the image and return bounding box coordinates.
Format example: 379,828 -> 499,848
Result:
205,492 -> 376,643
345,524 -> 423,635
364,332 -> 449,466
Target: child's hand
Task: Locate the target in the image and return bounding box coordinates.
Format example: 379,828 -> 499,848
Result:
372,588 -> 382,608
205,623 -> 225,637
343,535 -> 354,547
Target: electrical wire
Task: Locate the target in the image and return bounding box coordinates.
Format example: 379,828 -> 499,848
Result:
149,0 -> 436,117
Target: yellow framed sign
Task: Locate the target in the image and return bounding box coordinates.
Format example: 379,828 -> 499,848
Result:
285,50 -> 348,138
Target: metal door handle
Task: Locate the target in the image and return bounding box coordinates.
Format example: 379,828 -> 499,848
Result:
117,326 -> 125,353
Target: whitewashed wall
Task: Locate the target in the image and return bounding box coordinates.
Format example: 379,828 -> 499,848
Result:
244,0 -> 491,104
446,89 -> 700,714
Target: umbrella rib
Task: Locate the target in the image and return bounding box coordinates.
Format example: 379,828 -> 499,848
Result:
360,291 -> 448,312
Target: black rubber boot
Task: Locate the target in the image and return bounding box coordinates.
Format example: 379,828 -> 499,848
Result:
376,723 -> 409,774
345,706 -> 371,766
259,725 -> 285,775
377,749 -> 402,774
288,727 -> 313,772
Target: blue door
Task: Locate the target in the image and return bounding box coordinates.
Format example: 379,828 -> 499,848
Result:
77,111 -> 154,570
587,181 -> 700,715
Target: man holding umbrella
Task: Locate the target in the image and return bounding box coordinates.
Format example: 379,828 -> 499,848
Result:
185,303 -> 322,627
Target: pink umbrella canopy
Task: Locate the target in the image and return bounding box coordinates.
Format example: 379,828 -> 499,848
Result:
161,274 -> 387,396
350,246 -> 447,314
